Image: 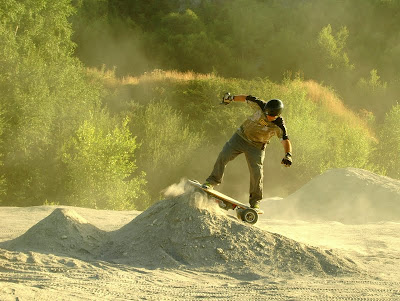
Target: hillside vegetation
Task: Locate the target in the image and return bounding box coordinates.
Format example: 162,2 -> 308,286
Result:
72,0 -> 400,120
1,0 -> 399,209
92,69 -> 378,202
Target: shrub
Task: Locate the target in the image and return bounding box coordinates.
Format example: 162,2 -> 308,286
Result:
269,79 -> 375,186
61,114 -> 147,210
0,107 -> 5,202
101,71 -> 376,199
375,103 -> 400,179
131,99 -> 203,200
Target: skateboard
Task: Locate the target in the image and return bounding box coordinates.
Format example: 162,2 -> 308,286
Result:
187,179 -> 263,224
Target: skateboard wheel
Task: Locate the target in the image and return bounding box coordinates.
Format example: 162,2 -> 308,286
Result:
239,208 -> 258,224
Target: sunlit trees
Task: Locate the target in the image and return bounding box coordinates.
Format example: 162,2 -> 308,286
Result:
376,104 -> 400,179
131,99 -> 203,199
317,25 -> 354,71
61,115 -> 147,210
0,0 -> 148,207
0,108 -> 5,202
70,0 -> 400,120
155,9 -> 226,73
355,69 -> 388,116
0,0 -> 80,205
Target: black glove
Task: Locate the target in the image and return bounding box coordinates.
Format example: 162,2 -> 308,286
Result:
221,92 -> 234,105
281,152 -> 292,167
245,95 -> 257,102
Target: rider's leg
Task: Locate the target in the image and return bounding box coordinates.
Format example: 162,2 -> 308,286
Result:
205,133 -> 245,186
245,145 -> 265,208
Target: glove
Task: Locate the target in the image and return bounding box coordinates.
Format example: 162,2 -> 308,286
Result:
222,92 -> 234,105
281,152 -> 292,167
245,95 -> 257,102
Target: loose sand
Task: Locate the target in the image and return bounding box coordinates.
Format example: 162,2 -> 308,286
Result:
1,168 -> 400,300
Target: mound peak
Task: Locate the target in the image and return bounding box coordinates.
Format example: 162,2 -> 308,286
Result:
103,184 -> 360,277
264,168 -> 400,223
3,208 -> 107,259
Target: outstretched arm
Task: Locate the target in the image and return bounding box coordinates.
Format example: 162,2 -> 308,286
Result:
221,93 -> 247,104
231,95 -> 247,102
222,94 -> 265,111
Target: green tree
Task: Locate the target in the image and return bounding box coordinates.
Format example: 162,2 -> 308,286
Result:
131,99 -> 203,200
61,114 -> 147,210
355,69 -> 388,117
0,107 -> 5,202
154,9 -> 227,73
0,0 -> 147,208
317,25 -> 354,71
358,69 -> 387,92
0,0 -> 80,205
375,103 -> 400,179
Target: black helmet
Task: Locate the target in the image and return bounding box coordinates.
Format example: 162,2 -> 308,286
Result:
264,99 -> 284,116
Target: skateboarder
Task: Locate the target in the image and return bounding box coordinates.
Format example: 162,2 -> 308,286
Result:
202,93 -> 292,209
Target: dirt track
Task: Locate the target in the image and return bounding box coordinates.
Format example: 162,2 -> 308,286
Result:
1,169 -> 400,300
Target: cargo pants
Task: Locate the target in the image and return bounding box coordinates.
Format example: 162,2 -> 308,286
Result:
206,132 -> 265,205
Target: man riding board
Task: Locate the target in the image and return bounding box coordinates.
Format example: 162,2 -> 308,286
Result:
202,93 -> 292,209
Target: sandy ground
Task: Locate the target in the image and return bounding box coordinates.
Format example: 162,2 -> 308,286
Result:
1,169 -> 400,300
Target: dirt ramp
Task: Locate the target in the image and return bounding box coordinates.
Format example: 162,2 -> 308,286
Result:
264,168 -> 400,223
2,208 -> 107,259
104,188 -> 360,277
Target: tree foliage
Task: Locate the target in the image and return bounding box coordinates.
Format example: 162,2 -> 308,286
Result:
0,0 -> 148,208
1,0 -> 399,210
71,0 -> 400,119
0,107 -> 5,201
376,104 -> 400,179
61,114 -> 147,209
318,25 -> 353,71
130,99 -> 203,199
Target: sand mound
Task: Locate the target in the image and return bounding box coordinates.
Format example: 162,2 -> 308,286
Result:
103,185 -> 359,277
1,182 -> 362,277
1,208 -> 107,259
264,168 -> 400,223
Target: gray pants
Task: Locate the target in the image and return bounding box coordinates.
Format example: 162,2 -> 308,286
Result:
206,132 -> 265,204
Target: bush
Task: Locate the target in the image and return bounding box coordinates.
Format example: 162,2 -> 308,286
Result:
265,79 -> 375,189
130,99 -> 203,200
105,71 -> 376,199
375,103 -> 400,179
0,107 -> 5,202
0,0 -> 149,209
61,114 -> 147,210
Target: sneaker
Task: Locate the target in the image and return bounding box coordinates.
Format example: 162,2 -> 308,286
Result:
201,182 -> 214,190
249,200 -> 260,209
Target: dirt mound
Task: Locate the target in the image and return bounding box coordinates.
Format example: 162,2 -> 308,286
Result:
103,183 -> 360,277
1,182 -> 362,277
1,208 -> 107,259
263,168 -> 400,223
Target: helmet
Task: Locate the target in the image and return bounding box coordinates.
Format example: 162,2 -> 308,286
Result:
264,99 -> 284,116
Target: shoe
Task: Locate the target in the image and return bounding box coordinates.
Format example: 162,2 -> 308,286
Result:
201,182 -> 214,190
250,200 -> 260,209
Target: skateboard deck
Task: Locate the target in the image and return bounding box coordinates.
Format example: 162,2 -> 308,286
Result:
187,179 -> 263,224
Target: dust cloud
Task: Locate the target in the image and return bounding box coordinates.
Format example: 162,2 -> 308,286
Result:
262,168 -> 400,223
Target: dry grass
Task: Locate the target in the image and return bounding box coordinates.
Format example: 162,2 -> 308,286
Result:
298,80 -> 376,139
86,67 -> 121,89
86,67 -> 376,140
121,69 -> 216,85
87,67 -> 216,88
